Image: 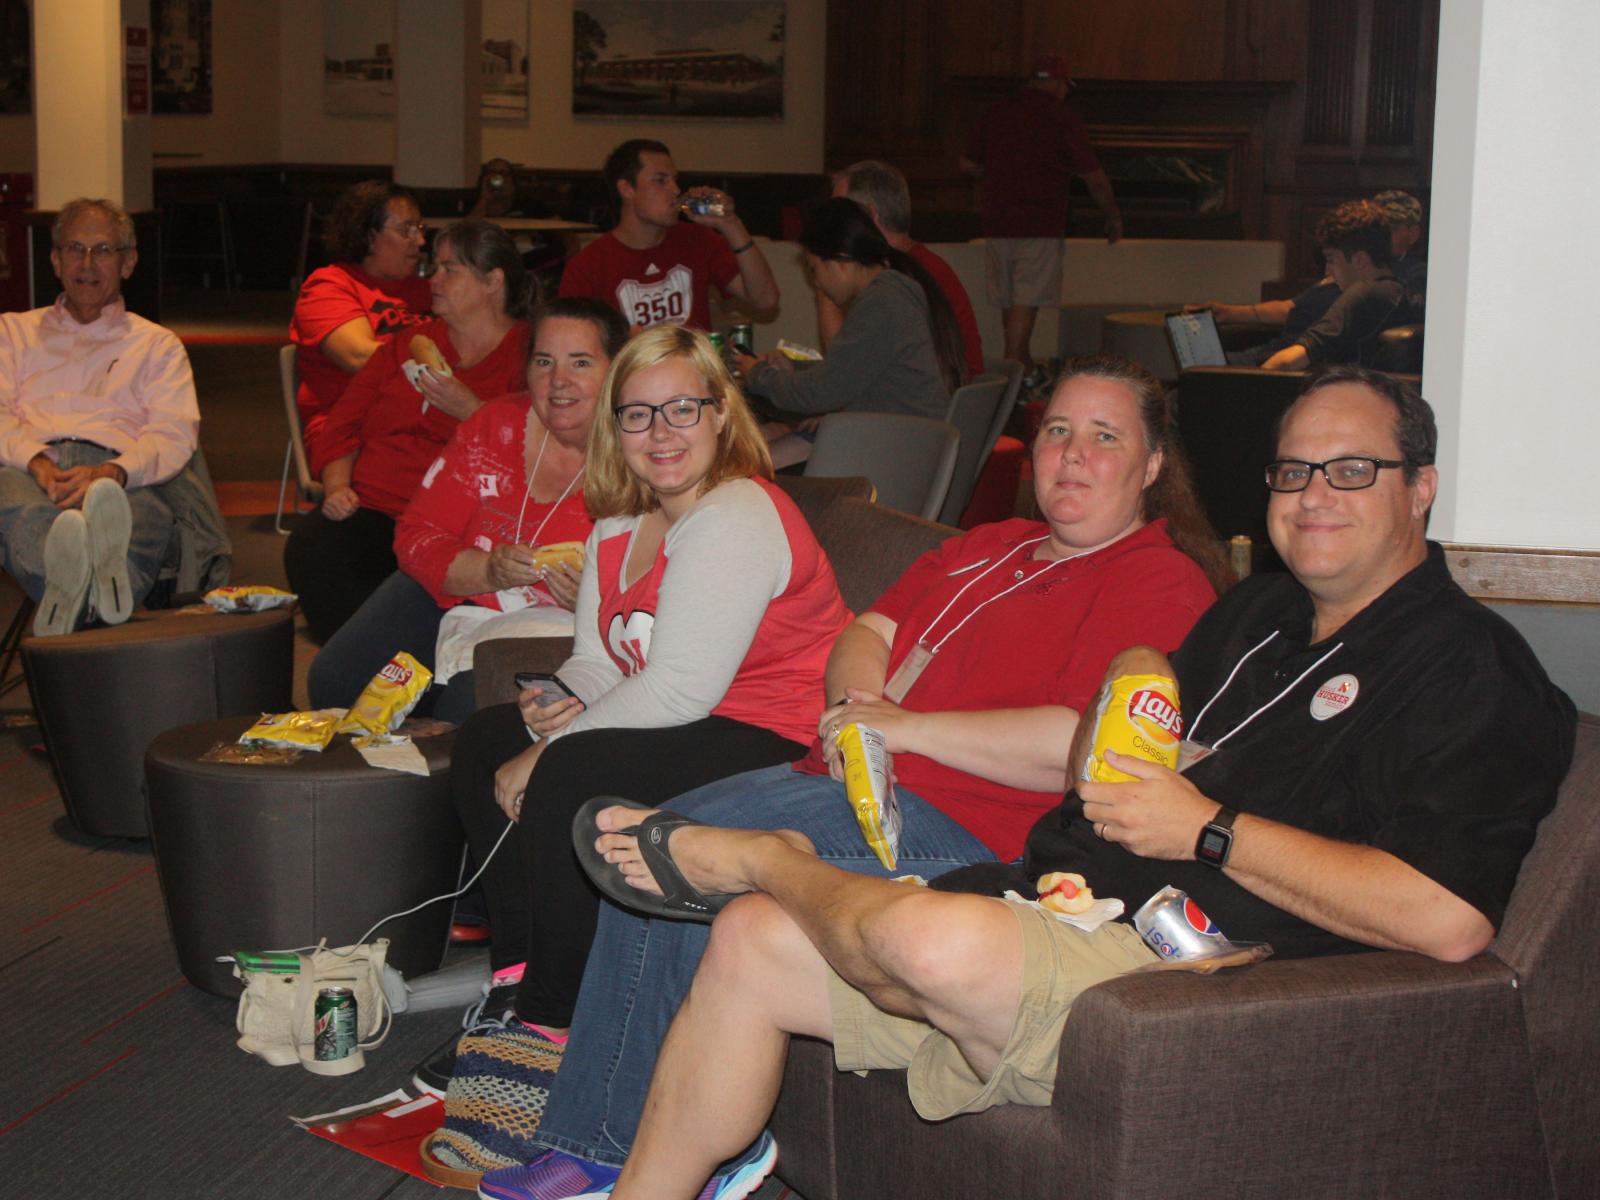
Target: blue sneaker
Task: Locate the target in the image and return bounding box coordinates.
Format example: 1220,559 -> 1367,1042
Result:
476,1148 -> 621,1199
694,1132 -> 778,1200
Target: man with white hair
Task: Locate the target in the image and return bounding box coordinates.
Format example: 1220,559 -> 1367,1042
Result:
0,197 -> 199,635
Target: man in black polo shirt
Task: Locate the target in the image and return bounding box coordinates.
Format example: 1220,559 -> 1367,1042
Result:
564,367 -> 1574,1199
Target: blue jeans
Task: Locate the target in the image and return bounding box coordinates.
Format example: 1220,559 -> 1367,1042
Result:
306,569 -> 444,709
531,763 -> 998,1167
0,443 -> 172,615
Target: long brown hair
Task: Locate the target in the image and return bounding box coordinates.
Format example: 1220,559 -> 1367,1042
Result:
1051,354 -> 1235,594
585,326 -> 773,519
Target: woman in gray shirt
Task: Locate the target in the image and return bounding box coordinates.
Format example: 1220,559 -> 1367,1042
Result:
733,198 -> 965,463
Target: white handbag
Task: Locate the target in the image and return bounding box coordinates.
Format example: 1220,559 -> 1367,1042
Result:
234,939 -> 393,1075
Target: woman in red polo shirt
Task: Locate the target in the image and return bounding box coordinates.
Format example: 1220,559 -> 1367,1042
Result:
287,219 -> 534,643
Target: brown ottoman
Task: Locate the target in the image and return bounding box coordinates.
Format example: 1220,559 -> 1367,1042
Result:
145,715 -> 461,997
23,607 -> 294,837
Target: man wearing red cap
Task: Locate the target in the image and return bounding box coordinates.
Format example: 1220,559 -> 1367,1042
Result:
962,56 -> 1122,388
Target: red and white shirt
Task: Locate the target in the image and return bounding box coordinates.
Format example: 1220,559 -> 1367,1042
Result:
552,477 -> 850,748
559,223 -> 738,333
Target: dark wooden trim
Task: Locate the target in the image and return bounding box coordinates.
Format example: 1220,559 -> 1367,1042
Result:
1441,544 -> 1600,607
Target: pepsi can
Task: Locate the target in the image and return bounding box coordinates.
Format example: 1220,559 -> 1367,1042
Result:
1133,885 -> 1230,961
680,194 -> 728,218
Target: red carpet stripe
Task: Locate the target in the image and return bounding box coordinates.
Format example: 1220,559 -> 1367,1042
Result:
178,333 -> 285,347
82,979 -> 188,1045
0,786 -> 58,816
21,864 -> 156,933
0,1047 -> 136,1137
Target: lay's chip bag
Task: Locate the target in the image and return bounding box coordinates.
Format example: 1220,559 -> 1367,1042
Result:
837,722 -> 901,870
239,709 -> 343,752
205,585 -> 298,613
1080,673 -> 1182,783
336,652 -> 433,737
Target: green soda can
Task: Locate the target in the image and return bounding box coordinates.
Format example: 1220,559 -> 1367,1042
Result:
314,986 -> 358,1061
707,331 -> 727,354
729,323 -> 754,355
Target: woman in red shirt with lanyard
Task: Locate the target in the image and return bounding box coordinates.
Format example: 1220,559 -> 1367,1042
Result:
304,297 -> 629,723
287,219 -> 534,643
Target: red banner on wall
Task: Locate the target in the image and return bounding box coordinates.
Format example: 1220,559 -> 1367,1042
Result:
126,27 -> 150,116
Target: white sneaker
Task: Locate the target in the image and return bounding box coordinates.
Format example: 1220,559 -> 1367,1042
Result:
34,510 -> 91,637
83,477 -> 134,625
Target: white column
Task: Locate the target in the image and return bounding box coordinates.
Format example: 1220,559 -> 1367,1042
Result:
1426,0 -> 1600,550
394,0 -> 482,189
32,0 -> 152,209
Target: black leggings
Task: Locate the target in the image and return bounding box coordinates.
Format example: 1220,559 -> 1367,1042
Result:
283,506 -> 397,644
451,703 -> 807,1026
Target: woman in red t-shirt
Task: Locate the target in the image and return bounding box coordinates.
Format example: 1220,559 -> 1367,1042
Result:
304,297 -> 630,723
286,220 -> 535,643
289,181 -> 433,441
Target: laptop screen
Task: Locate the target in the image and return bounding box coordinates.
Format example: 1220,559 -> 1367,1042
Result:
1165,310 -> 1228,370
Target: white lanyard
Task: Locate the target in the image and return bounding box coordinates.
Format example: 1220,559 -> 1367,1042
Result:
513,425 -> 585,547
1186,630 -> 1344,751
916,536 -> 1083,655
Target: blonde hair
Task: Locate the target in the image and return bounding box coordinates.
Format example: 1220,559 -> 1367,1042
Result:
585,325 -> 773,518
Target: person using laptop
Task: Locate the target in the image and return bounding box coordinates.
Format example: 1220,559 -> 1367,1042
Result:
1258,200 -> 1424,371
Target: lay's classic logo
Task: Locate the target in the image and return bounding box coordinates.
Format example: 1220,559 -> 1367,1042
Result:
1127,688 -> 1182,743
379,661 -> 414,686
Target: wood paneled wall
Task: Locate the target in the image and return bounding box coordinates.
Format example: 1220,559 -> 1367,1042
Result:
827,0 -> 1437,279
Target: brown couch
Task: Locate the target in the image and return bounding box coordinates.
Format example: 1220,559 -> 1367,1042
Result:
473,477 -> 1597,1199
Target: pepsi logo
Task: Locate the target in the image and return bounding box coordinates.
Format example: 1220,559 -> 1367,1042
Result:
1183,897 -> 1221,937
1127,688 -> 1182,742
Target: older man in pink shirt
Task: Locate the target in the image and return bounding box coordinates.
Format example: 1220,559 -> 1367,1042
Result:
0,197 -> 199,635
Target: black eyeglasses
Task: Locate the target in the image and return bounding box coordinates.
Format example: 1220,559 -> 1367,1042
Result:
614,397 -> 718,434
1265,457 -> 1406,492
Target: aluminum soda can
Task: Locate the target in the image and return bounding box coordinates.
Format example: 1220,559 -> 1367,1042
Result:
314,986 -> 358,1061
1081,673 -> 1182,784
729,322 -> 754,354
707,331 -> 727,355
1133,885 -> 1230,961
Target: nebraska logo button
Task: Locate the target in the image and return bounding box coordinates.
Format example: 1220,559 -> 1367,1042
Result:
1309,673 -> 1359,721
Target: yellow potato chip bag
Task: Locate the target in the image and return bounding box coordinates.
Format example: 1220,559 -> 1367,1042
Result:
336,652 -> 433,737
838,722 -> 900,870
1081,673 -> 1182,783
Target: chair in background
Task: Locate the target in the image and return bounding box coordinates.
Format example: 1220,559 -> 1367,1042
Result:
161,200 -> 236,292
958,357 -> 1029,527
275,346 -> 324,535
804,412 -> 959,522
939,374 -> 1009,525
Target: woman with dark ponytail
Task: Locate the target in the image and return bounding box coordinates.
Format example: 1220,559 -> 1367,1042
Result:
731,197 -> 965,465
287,219 -> 538,642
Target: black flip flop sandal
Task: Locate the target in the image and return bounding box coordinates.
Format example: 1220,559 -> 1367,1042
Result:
572,795 -> 733,924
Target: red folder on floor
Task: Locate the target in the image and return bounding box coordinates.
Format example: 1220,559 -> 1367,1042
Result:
296,1091 -> 446,1184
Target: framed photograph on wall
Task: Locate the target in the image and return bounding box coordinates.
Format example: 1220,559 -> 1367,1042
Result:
0,0 -> 27,115
483,0 -> 529,121
573,1 -> 785,119
323,0 -> 396,117
152,0 -> 212,114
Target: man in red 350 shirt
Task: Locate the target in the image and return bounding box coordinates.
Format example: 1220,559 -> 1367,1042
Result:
560,138 -> 780,333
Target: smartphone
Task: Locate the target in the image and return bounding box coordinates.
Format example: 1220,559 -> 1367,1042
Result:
514,672 -> 579,706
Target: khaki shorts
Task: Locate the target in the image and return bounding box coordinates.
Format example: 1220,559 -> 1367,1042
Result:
985,237 -> 1064,309
828,898 -> 1156,1120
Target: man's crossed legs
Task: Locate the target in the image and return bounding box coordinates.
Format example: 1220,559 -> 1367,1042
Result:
0,443 -> 171,634
577,806 -> 1152,1200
